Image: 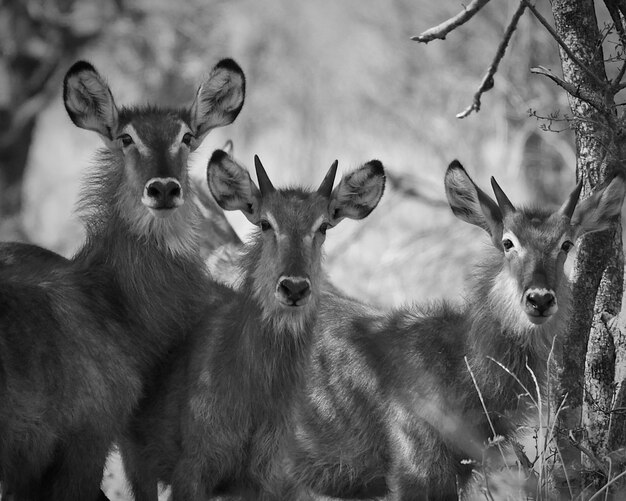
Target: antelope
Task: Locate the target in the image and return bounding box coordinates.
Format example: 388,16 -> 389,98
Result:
118,149 -> 386,501
0,58 -> 245,501
278,161 -> 625,500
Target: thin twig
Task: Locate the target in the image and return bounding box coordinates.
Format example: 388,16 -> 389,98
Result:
465,357 -> 508,465
567,430 -> 610,477
549,396 -> 573,497
526,360 -> 545,492
614,56 -> 626,90
545,335 -> 557,455
605,456 -> 613,501
587,468 -> 626,500
555,437 -> 574,499
456,1 -> 527,118
487,356 -> 538,408
530,66 -> 608,115
522,0 -> 606,90
411,0 -> 492,43
604,0 -> 626,88
481,456 -> 496,501
511,440 -> 533,469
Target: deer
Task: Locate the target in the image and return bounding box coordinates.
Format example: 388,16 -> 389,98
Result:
0,58 -> 245,501
276,161 -> 625,500
117,149 -> 386,501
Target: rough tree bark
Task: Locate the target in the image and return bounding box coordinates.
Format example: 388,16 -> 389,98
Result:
413,0 -> 626,493
549,1 -> 626,491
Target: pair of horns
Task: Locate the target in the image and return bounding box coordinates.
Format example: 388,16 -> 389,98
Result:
490,176 -> 582,220
254,155 -> 338,198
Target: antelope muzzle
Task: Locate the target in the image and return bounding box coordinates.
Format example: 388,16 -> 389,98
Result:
276,276 -> 312,307
523,288 -> 558,325
142,177 -> 184,216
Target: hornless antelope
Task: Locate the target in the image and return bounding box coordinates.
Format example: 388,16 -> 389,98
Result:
278,161 -> 625,500
0,59 -> 245,501
118,150 -> 386,501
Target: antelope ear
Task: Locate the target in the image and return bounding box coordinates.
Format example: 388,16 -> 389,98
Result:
63,61 -> 119,143
328,160 -> 385,225
571,175 -> 626,237
207,149 -> 261,224
444,160 -> 503,246
189,59 -> 246,149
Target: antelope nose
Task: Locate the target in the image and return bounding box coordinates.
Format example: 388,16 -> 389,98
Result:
525,290 -> 556,315
143,178 -> 182,209
277,277 -> 311,306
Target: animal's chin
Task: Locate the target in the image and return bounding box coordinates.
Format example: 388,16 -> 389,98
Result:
277,299 -> 309,308
147,207 -> 177,219
525,313 -> 551,326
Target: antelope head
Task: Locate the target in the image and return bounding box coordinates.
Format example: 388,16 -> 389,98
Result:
63,59 -> 245,229
207,150 -> 386,329
445,160 -> 625,328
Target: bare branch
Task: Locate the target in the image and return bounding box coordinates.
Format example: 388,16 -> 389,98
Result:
567,431 -> 610,477
411,0 -> 491,43
522,0 -> 607,90
457,1 -> 527,119
605,0 -> 626,41
613,61 -> 626,91
530,66 -> 608,113
605,0 -> 626,87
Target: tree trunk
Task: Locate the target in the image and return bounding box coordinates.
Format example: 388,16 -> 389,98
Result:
0,0 -> 124,225
0,119 -> 35,216
551,0 -> 626,491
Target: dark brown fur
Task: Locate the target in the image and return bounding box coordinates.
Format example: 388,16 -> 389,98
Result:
119,152 -> 386,501
0,59 -> 245,501
277,163 -> 625,500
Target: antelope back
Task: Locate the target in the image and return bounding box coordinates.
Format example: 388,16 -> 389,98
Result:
207,150 -> 385,329
63,59 -> 245,255
445,161 -> 625,331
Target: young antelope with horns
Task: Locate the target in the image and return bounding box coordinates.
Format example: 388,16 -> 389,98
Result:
277,161 -> 625,500
0,59 -> 245,501
118,150 -> 386,500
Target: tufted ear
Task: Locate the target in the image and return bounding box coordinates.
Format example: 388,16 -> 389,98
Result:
207,149 -> 261,224
188,59 -> 246,149
63,61 -> 119,143
444,160 -> 504,247
328,160 -> 385,225
571,175 -> 626,238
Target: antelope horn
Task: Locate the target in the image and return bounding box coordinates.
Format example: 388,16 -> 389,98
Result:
558,180 -> 583,219
317,160 -> 338,198
254,155 -> 275,196
222,139 -> 234,156
491,177 -> 516,215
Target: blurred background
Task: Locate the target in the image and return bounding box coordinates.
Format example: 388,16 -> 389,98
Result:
0,0 -> 575,306
0,0 -> 578,498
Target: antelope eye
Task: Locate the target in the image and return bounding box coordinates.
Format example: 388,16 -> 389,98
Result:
318,222 -> 330,235
259,219 -> 272,232
561,240 -> 574,252
182,132 -> 193,146
502,239 -> 514,251
118,134 -> 134,147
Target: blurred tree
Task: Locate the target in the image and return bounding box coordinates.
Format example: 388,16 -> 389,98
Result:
0,0 -> 124,218
0,0 -> 241,248
414,0 -> 626,495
